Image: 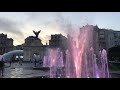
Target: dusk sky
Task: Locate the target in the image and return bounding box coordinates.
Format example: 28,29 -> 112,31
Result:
0,12 -> 120,46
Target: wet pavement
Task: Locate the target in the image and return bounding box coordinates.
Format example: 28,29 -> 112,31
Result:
0,62 -> 119,78
0,62 -> 49,78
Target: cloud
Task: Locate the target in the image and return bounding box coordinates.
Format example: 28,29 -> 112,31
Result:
40,35 -> 51,45
24,12 -> 55,25
0,17 -> 24,36
24,12 -> 74,32
24,12 -> 76,36
16,12 -> 80,45
46,13 -> 77,36
8,33 -> 24,46
0,12 -> 78,46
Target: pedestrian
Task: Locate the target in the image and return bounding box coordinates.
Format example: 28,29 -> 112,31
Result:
34,59 -> 37,67
15,56 -> 19,66
33,54 -> 37,67
9,61 -> 11,66
16,56 -> 19,62
20,60 -> 22,66
21,56 -> 23,65
19,56 -> 23,66
0,57 -> 5,76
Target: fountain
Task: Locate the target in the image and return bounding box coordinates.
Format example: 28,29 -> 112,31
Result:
98,49 -> 110,78
43,25 -> 110,78
43,48 -> 64,78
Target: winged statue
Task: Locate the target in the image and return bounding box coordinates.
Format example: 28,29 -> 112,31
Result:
33,30 -> 41,38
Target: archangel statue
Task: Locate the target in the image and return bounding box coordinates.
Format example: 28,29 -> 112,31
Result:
33,30 -> 41,38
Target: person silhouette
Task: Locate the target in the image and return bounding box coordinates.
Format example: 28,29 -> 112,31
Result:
9,61 -> 11,66
0,57 -> 5,76
33,54 -> 37,67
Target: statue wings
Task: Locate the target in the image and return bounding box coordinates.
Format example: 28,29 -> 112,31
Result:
33,30 -> 41,38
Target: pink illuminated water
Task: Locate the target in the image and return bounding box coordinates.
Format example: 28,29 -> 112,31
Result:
43,25 -> 110,78
99,49 -> 110,78
43,48 -> 64,78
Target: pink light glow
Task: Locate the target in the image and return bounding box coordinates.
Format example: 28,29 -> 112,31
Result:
43,25 -> 110,78
70,26 -> 93,78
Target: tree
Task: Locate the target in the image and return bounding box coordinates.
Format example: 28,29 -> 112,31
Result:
108,46 -> 120,62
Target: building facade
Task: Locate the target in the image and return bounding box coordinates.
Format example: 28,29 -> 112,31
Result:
108,30 -> 115,48
93,26 -> 120,52
108,30 -> 120,48
0,33 -> 13,55
113,31 -> 120,46
49,34 -> 68,50
79,25 -> 99,56
93,25 -> 99,55
23,36 -> 48,61
78,25 -> 112,55
97,29 -> 109,51
14,44 -> 23,50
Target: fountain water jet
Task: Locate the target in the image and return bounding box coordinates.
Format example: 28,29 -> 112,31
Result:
43,48 -> 64,78
43,25 -> 110,78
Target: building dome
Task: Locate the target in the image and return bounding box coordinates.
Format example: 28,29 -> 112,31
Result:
2,50 -> 23,62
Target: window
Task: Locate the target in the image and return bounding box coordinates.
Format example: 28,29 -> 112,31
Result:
114,33 -> 118,38
115,41 -> 117,46
99,31 -> 104,35
51,35 -> 54,40
99,38 -> 105,40
99,34 -> 105,38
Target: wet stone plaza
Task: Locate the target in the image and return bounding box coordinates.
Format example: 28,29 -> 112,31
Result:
0,62 -> 49,78
0,60 -> 119,78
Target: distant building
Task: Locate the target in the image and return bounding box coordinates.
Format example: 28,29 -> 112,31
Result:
93,26 -> 120,52
49,34 -> 68,50
108,30 -> 120,48
77,25 -> 112,55
49,34 -> 68,65
108,30 -> 115,48
93,25 -> 99,55
80,25 -> 117,54
0,33 -> 13,55
14,44 -> 23,50
21,27 -> 120,61
23,36 -> 48,61
79,25 -> 99,56
97,29 -> 109,50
